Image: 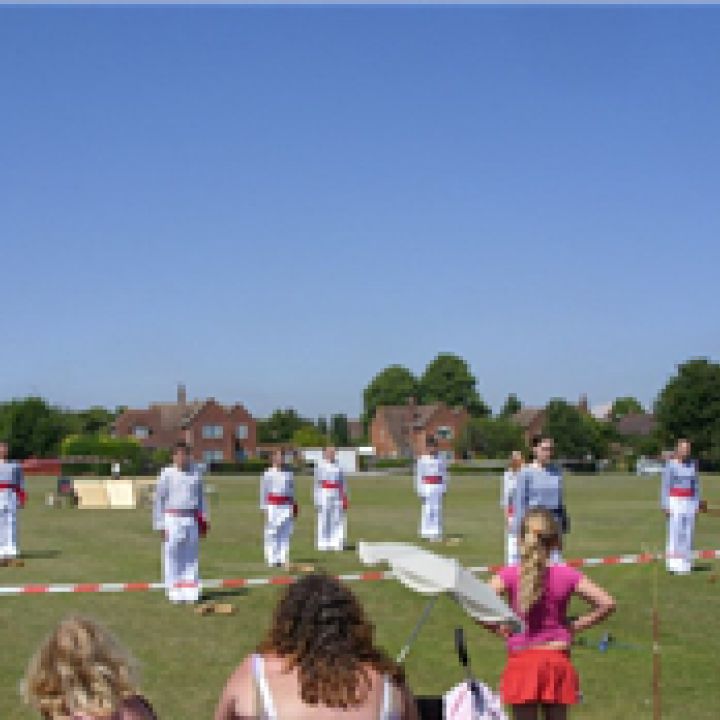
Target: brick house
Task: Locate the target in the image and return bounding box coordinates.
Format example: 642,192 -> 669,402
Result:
370,400 -> 469,459
113,385 -> 257,463
510,395 -> 593,447
510,407 -> 547,447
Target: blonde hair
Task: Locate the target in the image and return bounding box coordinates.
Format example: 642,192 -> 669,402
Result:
519,509 -> 560,613
23,616 -> 139,719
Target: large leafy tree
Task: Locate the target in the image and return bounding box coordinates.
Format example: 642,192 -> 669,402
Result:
610,396 -> 644,422
419,353 -> 489,417
330,414 -> 350,446
362,365 -> 418,424
543,399 -> 607,459
0,397 -> 72,459
499,393 -> 522,418
258,408 -> 308,444
455,417 -> 525,459
655,357 -> 720,465
291,425 -> 328,448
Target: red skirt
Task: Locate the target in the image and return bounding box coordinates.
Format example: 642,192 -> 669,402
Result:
501,648 -> 579,706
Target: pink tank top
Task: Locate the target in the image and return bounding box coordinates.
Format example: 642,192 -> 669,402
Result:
498,564 -> 582,652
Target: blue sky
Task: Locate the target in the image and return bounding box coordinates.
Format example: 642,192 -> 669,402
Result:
1,6 -> 719,418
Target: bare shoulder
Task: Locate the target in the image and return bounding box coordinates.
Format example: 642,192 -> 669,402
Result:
214,655 -> 256,720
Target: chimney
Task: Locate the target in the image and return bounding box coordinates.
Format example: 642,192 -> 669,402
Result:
177,383 -> 187,407
578,394 -> 589,414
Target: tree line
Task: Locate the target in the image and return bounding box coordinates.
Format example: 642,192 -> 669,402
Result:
1,356 -> 719,468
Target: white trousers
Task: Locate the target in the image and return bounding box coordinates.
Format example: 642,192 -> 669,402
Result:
666,496 -> 697,574
0,506 -> 18,559
317,497 -> 345,551
420,492 -> 444,540
163,514 -> 200,603
264,505 -> 294,566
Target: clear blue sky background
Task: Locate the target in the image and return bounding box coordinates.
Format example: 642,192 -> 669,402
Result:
2,6 -> 719,418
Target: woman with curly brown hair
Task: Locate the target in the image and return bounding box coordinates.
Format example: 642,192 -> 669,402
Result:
214,572 -> 418,719
22,616 -> 157,720
481,509 -> 615,720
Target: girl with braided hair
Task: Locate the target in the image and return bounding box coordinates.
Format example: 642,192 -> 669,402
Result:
214,572 -> 418,720
481,509 -> 615,720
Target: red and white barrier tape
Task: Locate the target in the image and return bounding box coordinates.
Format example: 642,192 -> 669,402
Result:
1,549 -> 718,597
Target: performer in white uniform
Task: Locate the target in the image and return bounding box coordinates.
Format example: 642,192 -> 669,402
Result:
153,442 -> 208,603
314,447 -> 347,552
415,438 -> 448,542
662,439 -> 700,574
0,441 -> 26,562
260,449 -> 297,567
502,450 -> 524,565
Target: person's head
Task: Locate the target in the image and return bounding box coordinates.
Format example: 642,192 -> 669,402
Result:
676,438 -> 691,462
271,449 -> 283,468
23,616 -> 139,719
424,436 -> 438,456
531,435 -> 554,465
323,446 -> 336,463
172,441 -> 191,470
509,450 -> 523,472
258,572 -> 401,708
518,509 -> 561,613
0,441 -> 7,461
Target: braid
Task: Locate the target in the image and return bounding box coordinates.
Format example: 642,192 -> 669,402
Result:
518,508 -> 559,613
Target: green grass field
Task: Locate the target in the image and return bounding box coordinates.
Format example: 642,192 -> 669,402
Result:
1,473 -> 719,719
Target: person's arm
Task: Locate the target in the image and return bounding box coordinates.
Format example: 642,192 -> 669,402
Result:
414,458 -> 422,496
15,463 -> 26,507
214,658 -> 254,720
511,470 -> 527,536
570,575 -> 616,634
661,463 -> 671,514
313,462 -> 321,508
474,575 -> 512,638
441,456 -> 448,494
260,472 -> 268,511
152,471 -> 167,533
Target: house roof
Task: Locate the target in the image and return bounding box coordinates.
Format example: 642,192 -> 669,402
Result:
616,413 -> 657,437
374,403 -> 468,449
510,407 -> 545,429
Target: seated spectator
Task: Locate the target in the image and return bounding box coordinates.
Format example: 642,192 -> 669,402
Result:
480,508 -> 616,720
22,615 -> 157,720
214,572 -> 419,719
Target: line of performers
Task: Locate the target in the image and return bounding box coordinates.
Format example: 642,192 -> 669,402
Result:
501,435 -> 703,575
0,435 -> 706,604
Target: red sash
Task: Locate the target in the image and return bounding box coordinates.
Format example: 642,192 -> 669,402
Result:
267,494 -> 293,505
321,481 -> 341,490
0,483 -> 26,507
423,475 -> 443,484
669,488 -> 694,498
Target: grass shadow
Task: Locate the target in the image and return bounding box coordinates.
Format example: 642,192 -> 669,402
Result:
20,549 -> 61,560
200,588 -> 248,601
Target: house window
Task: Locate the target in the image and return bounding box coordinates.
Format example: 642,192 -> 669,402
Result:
235,424 -> 248,440
203,449 -> 224,463
133,426 -> 150,439
436,426 -> 454,441
202,425 -> 223,440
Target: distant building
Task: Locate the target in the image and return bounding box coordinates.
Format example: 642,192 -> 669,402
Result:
370,399 -> 469,459
616,412 -> 657,438
510,407 -> 547,447
509,395 -> 594,446
113,384 -> 257,463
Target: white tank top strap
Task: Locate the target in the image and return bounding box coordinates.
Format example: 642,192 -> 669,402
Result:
251,654 -> 278,720
380,674 -> 396,720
